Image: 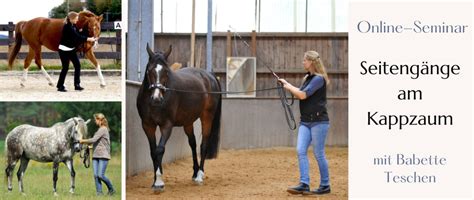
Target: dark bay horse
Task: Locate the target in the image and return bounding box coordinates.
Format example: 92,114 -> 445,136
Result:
136,44 -> 222,191
7,11 -> 106,88
5,117 -> 90,196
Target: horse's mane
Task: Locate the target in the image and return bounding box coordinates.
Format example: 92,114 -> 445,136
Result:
51,118 -> 73,128
51,117 -> 83,128
79,10 -> 97,18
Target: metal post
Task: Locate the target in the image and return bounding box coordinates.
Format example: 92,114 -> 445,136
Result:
126,0 -> 153,82
254,0 -> 258,31
258,0 -> 261,32
331,0 -> 336,31
191,0 -> 196,67
305,0 -> 308,33
293,0 -> 297,32
206,0 -> 213,72
161,0 -> 164,33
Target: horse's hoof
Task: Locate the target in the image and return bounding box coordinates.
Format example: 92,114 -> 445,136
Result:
193,178 -> 204,185
100,84 -> 106,88
193,180 -> 204,185
20,83 -> 25,88
152,185 -> 164,193
193,170 -> 205,185
21,192 -> 26,196
8,188 -> 12,192
69,188 -> 75,194
54,192 -> 58,197
48,82 -> 54,87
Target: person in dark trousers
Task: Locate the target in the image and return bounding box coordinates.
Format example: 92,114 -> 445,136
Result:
80,113 -> 116,196
279,51 -> 331,195
56,11 -> 96,92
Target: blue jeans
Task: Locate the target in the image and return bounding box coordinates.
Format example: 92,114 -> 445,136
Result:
296,121 -> 330,186
93,158 -> 114,193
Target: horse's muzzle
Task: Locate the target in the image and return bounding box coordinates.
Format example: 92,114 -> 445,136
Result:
73,143 -> 82,153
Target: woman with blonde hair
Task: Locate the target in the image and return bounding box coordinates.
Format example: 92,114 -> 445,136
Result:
279,51 -> 331,195
56,11 -> 96,92
80,113 -> 115,195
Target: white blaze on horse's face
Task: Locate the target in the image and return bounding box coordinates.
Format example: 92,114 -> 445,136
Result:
72,121 -> 85,152
152,64 -> 164,100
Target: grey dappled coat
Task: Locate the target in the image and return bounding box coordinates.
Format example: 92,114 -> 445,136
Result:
82,127 -> 111,160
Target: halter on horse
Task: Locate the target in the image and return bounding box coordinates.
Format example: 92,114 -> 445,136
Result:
136,44 -> 222,192
5,117 -> 91,195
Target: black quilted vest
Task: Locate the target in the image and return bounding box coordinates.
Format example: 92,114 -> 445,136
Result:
299,75 -> 329,122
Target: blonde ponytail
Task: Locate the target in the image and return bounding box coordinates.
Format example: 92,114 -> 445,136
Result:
64,11 -> 79,24
304,51 -> 330,85
94,113 -> 110,130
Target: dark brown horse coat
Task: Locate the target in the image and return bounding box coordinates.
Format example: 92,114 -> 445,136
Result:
136,44 -> 222,191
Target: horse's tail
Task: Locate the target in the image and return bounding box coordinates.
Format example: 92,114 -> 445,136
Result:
4,134 -> 10,184
8,21 -> 25,70
205,76 -> 222,159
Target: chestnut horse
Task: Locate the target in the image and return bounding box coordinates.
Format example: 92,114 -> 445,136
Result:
7,11 -> 106,88
136,44 -> 222,192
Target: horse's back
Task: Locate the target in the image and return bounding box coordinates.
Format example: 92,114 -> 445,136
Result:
7,124 -> 63,162
6,124 -> 31,139
5,124 -> 33,156
176,68 -> 220,89
21,17 -> 63,51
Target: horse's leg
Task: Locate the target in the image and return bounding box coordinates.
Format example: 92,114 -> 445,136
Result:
17,157 -> 29,194
64,160 -> 76,194
142,122 -> 160,189
5,157 -> 19,192
195,114 -> 214,184
85,50 -> 106,88
32,46 -> 54,87
184,125 -> 199,179
52,162 -> 59,196
20,48 -> 35,87
153,123 -> 173,191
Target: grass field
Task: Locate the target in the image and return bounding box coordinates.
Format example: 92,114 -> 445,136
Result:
0,140 -> 122,200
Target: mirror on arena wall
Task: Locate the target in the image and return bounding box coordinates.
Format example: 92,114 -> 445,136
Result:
226,57 -> 256,98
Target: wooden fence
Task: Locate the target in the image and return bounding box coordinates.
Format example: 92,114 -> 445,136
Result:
0,22 -> 121,60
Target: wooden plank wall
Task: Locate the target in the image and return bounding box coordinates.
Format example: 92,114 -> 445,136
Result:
153,32 -> 348,98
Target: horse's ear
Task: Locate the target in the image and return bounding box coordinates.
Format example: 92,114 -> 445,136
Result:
97,14 -> 104,23
164,45 -> 172,60
85,119 -> 91,124
73,118 -> 78,124
146,43 -> 155,58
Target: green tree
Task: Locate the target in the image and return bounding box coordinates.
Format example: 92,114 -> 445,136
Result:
49,0 -> 85,19
49,0 -> 121,21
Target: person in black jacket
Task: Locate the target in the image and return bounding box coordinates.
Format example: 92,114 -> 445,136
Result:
56,11 -> 96,92
279,51 -> 332,195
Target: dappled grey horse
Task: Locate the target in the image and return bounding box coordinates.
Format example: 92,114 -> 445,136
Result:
5,116 -> 90,195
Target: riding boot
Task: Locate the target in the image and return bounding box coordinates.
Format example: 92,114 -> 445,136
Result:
57,86 -> 67,92
75,84 -> 84,91
287,182 -> 310,194
303,185 -> 331,195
